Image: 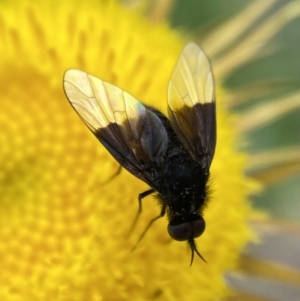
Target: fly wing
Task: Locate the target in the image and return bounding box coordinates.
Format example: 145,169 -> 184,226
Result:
63,69 -> 168,187
168,43 -> 216,172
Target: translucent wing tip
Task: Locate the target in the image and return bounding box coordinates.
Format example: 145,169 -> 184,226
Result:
64,69 -> 85,82
182,42 -> 203,57
63,69 -> 95,100
183,42 -> 200,51
64,69 -> 87,91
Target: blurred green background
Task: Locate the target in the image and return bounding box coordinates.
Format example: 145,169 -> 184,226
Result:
170,0 -> 300,222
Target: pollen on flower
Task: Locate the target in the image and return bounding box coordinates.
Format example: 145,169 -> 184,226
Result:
0,0 -> 255,300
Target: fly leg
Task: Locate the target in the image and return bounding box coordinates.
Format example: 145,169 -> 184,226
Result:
101,165 -> 122,185
131,203 -> 166,252
126,189 -> 155,237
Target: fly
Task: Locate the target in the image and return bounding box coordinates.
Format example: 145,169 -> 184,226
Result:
63,43 -> 216,265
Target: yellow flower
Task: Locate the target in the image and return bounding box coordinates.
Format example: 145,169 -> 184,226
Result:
0,0 -> 263,300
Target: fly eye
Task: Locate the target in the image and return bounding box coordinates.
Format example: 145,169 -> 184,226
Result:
167,217 -> 206,241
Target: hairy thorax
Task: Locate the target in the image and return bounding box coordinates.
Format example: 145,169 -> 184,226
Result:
159,153 -> 207,218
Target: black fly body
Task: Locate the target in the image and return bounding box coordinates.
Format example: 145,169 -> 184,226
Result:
63,43 -> 216,265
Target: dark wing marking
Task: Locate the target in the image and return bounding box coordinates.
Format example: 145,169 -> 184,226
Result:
63,69 -> 168,187
168,43 -> 216,172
